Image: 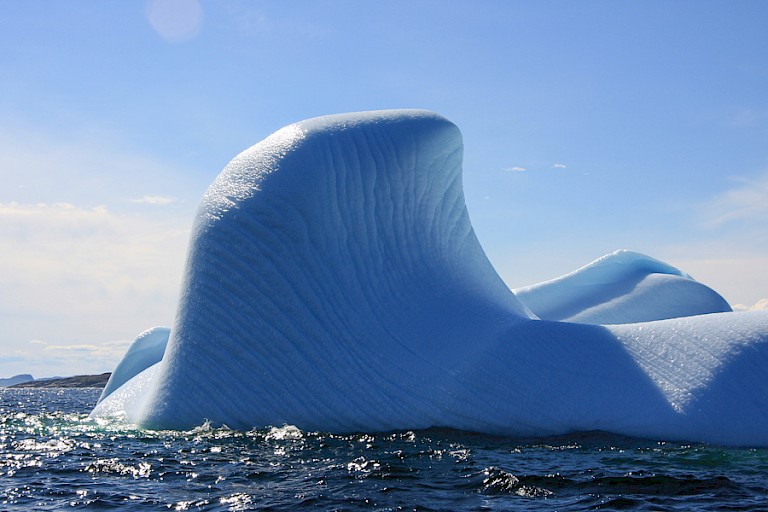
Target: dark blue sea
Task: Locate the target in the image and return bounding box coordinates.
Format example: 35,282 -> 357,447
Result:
2,388 -> 768,511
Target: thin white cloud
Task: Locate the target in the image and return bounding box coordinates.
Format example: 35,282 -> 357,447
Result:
0,201 -> 188,311
667,253 -> 768,308
0,122 -> 202,211
45,344 -> 105,352
703,172 -> 768,227
224,3 -> 332,39
505,163 -> 568,172
0,201 -> 188,376
133,195 -> 177,205
732,299 -> 768,312
0,202 -> 110,232
730,108 -> 768,127
42,340 -> 131,356
0,121 -> 199,378
147,0 -> 203,43
229,5 -> 269,35
8,339 -> 134,377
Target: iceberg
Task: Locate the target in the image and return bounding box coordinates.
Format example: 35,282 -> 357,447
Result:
92,109 -> 768,446
513,249 -> 732,324
98,326 -> 169,403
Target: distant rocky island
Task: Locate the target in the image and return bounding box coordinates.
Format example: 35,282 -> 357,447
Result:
0,374 -> 34,387
2,373 -> 111,388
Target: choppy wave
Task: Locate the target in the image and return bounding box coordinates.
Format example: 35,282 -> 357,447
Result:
3,388 -> 768,511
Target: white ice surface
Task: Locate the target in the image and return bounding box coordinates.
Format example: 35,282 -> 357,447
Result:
92,110 -> 768,445
513,250 -> 732,324
97,326 -> 169,403
91,362 -> 162,423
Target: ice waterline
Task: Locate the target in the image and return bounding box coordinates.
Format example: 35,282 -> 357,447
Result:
9,388 -> 768,511
91,109 -> 768,446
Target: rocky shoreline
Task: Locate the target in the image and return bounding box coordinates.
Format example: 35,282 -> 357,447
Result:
10,373 -> 111,389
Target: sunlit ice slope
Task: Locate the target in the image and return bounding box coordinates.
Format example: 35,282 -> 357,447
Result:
117,110 -> 534,430
514,250 -> 732,324
92,110 -> 768,446
97,326 -> 169,404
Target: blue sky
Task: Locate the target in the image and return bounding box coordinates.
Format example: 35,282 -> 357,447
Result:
1,0 -> 767,377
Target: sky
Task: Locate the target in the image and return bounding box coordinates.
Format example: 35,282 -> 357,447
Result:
1,0 -> 767,378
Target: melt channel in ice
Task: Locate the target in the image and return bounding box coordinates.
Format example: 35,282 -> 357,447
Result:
91,109 -> 768,446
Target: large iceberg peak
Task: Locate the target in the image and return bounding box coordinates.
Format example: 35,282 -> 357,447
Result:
93,109 -> 768,446
133,109 -> 531,430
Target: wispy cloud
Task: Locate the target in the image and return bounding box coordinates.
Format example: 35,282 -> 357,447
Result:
0,201 -> 187,376
0,122 -> 199,378
0,122 -> 200,211
2,339 -> 135,378
703,172 -> 768,227
225,3 -> 332,39
666,253 -> 768,308
132,195 -> 177,205
729,107 -> 768,127
504,163 -> 568,172
146,0 -> 203,43
732,298 -> 768,312
0,201 -> 188,312
0,202 -> 110,232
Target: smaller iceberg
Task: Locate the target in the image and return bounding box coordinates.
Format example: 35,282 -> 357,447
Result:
513,250 -> 732,324
98,327 -> 169,403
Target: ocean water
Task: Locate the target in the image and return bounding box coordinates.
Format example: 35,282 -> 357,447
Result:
2,388 -> 767,511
